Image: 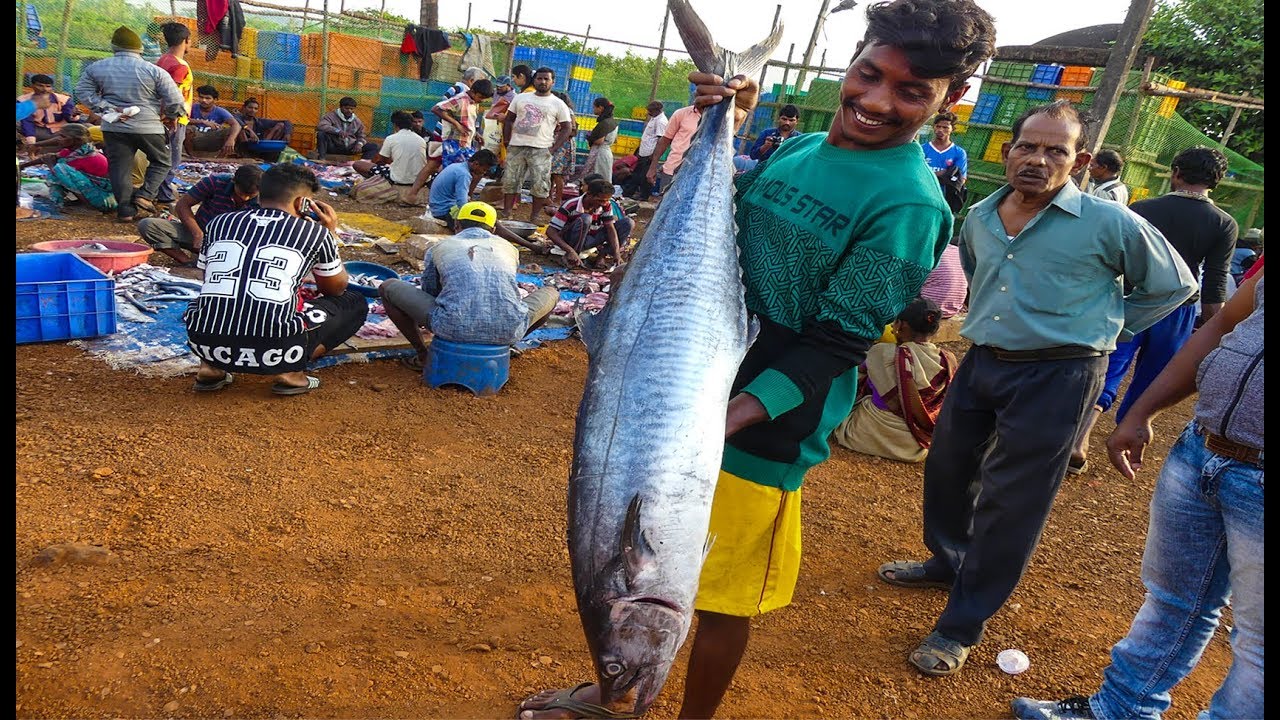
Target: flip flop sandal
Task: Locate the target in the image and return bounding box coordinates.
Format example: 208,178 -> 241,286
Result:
133,196 -> 157,213
877,561 -> 953,590
193,372 -> 234,392
16,209 -> 49,221
400,354 -> 426,372
515,683 -> 639,720
1066,458 -> 1089,475
909,631 -> 971,677
271,375 -> 321,396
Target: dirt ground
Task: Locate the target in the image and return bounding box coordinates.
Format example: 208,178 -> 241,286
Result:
15,202 -> 1232,719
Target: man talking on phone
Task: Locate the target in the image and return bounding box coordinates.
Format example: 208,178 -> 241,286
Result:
182,164 -> 367,396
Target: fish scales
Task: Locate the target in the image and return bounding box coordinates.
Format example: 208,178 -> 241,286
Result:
566,0 -> 783,713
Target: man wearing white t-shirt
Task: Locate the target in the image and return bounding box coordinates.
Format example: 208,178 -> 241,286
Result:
622,101 -> 669,200
501,67 -> 574,222
354,111 -> 426,201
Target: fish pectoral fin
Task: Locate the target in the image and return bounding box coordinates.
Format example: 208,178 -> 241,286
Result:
702,533 -> 717,562
575,306 -> 610,357
621,494 -> 658,582
746,315 -> 761,350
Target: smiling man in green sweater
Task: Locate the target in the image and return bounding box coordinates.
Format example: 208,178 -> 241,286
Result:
516,1 -> 998,718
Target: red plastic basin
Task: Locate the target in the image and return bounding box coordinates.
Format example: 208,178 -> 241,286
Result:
29,238 -> 154,274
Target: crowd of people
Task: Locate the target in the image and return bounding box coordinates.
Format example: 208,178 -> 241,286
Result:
15,2 -> 1263,717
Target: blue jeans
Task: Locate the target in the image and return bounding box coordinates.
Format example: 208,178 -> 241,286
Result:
1089,422 -> 1264,720
156,123 -> 185,204
1097,304 -> 1198,421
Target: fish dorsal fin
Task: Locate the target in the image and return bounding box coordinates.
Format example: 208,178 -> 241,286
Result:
668,0 -> 783,78
621,494 -> 657,584
575,306 -> 610,357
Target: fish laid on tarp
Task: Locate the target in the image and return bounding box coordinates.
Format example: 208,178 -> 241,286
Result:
566,0 -> 781,714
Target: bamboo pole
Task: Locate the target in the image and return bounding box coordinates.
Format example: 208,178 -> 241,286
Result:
1143,82 -> 1264,109
16,3 -> 26,95
1220,92 -> 1249,148
56,0 -> 76,69
1085,0 -> 1157,156
778,43 -> 795,103
795,0 -> 832,90
466,3 -> 472,32
505,0 -> 515,74
320,0 -> 330,139
576,24 -> 591,93
489,20 -> 691,55
648,9 -> 669,104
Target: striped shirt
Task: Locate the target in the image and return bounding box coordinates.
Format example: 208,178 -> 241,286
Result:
190,174 -> 259,230
549,196 -> 614,234
73,51 -> 185,135
184,208 -> 343,340
919,243 -> 969,318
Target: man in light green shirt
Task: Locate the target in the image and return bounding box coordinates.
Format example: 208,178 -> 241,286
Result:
878,101 -> 1196,677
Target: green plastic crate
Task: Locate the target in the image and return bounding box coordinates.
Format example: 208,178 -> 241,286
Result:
986,60 -> 1035,82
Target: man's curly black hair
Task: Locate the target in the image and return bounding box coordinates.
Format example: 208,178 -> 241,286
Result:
862,0 -> 998,94
1171,146 -> 1229,189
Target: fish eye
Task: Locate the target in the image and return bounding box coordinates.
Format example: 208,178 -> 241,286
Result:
604,662 -> 624,677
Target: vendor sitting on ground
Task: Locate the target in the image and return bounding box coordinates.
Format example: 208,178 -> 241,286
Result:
184,85 -> 242,157
137,164 -> 262,266
379,201 -> 560,372
19,123 -> 116,212
18,73 -> 81,147
409,110 -> 428,138
234,97 -> 291,161
182,163 -> 366,396
316,97 -> 379,160
352,110 -> 426,198
831,298 -> 957,463
545,177 -> 633,269
427,149 -> 547,252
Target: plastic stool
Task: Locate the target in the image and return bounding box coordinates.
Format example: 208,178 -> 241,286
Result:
422,337 -> 511,396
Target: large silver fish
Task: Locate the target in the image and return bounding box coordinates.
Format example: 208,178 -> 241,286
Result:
567,0 -> 782,714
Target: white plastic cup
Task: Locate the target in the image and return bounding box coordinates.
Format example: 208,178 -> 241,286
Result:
997,648 -> 1030,674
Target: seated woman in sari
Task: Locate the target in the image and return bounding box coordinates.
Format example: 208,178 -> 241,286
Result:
833,298 -> 956,463
20,123 -> 116,212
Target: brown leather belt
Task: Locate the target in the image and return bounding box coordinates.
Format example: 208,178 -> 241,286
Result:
1201,428 -> 1264,467
980,345 -> 1106,362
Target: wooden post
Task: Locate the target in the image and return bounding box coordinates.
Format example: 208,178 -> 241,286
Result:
779,43 -> 795,104
466,3 -> 472,32
1085,0 -> 1157,157
648,8 -> 669,104
1121,56 -> 1154,153
505,0 -> 515,74
509,0 -> 524,75
795,0 -> 832,91
170,0 -> 177,17
56,0 -> 76,68
16,2 -> 26,95
1220,92 -> 1249,148
320,0 -> 330,132
302,0 -> 310,31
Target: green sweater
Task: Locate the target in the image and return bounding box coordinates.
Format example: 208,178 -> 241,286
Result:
723,132 -> 953,490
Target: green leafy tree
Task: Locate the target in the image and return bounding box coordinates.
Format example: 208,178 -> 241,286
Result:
1140,0 -> 1264,162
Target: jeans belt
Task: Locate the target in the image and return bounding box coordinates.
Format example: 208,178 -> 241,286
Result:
1198,426 -> 1264,467
980,345 -> 1106,362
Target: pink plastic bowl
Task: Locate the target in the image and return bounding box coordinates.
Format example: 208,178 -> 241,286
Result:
29,239 -> 154,273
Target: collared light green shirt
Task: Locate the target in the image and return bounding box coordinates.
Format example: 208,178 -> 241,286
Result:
958,181 -> 1197,352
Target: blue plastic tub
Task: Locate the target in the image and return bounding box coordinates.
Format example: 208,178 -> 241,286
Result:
263,60 -> 306,84
344,261 -> 399,298
423,337 -> 511,396
257,31 -> 302,64
16,252 -> 117,344
244,139 -> 287,152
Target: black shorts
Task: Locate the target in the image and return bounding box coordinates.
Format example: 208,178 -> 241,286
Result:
187,290 -> 368,374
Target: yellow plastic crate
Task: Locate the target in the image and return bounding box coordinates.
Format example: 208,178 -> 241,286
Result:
250,59 -> 264,80
577,116 -> 597,131
235,55 -> 252,78
1129,186 -> 1150,204
630,106 -> 648,120
571,66 -> 594,81
1157,79 -> 1186,118
952,103 -> 974,123
983,130 -> 1013,163
240,27 -> 258,58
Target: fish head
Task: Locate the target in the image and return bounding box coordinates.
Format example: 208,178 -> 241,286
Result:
588,597 -> 688,714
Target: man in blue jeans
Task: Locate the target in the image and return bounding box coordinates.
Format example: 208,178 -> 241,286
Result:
1069,146 -> 1239,474
1013,266 -> 1263,720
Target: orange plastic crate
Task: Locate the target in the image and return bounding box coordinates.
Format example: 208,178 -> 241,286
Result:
153,15 -> 199,36
304,64 -> 356,89
302,33 -> 381,71
265,91 -> 324,124
22,57 -> 57,76
188,52 -> 238,78
1059,66 -> 1095,87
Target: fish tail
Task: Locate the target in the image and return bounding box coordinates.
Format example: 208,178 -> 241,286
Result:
668,0 -> 783,78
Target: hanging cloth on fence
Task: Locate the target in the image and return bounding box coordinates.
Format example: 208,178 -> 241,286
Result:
200,0 -> 229,33
459,33 -> 496,77
402,25 -> 452,82
196,0 -> 243,58
221,0 -> 245,57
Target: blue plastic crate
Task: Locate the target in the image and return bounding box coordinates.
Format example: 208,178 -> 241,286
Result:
381,76 -> 426,97
568,78 -> 591,95
16,252 -> 117,344
262,60 -> 306,84
428,80 -> 454,98
617,118 -> 645,135
971,93 -> 1001,124
257,31 -> 302,64
1028,63 -> 1064,100
513,46 -> 538,64
575,54 -> 596,69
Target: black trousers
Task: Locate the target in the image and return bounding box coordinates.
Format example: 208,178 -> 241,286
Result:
921,346 -> 1106,646
102,131 -> 172,219
620,153 -> 654,199
316,131 -> 379,160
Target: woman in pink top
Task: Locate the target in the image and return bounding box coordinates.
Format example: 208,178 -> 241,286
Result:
20,123 -> 116,211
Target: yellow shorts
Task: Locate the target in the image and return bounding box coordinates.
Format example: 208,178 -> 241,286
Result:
694,470 -> 802,617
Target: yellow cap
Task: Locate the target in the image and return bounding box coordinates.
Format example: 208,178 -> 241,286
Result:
456,201 -> 497,229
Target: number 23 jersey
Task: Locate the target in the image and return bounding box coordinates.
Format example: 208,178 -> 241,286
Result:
184,208 -> 344,341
